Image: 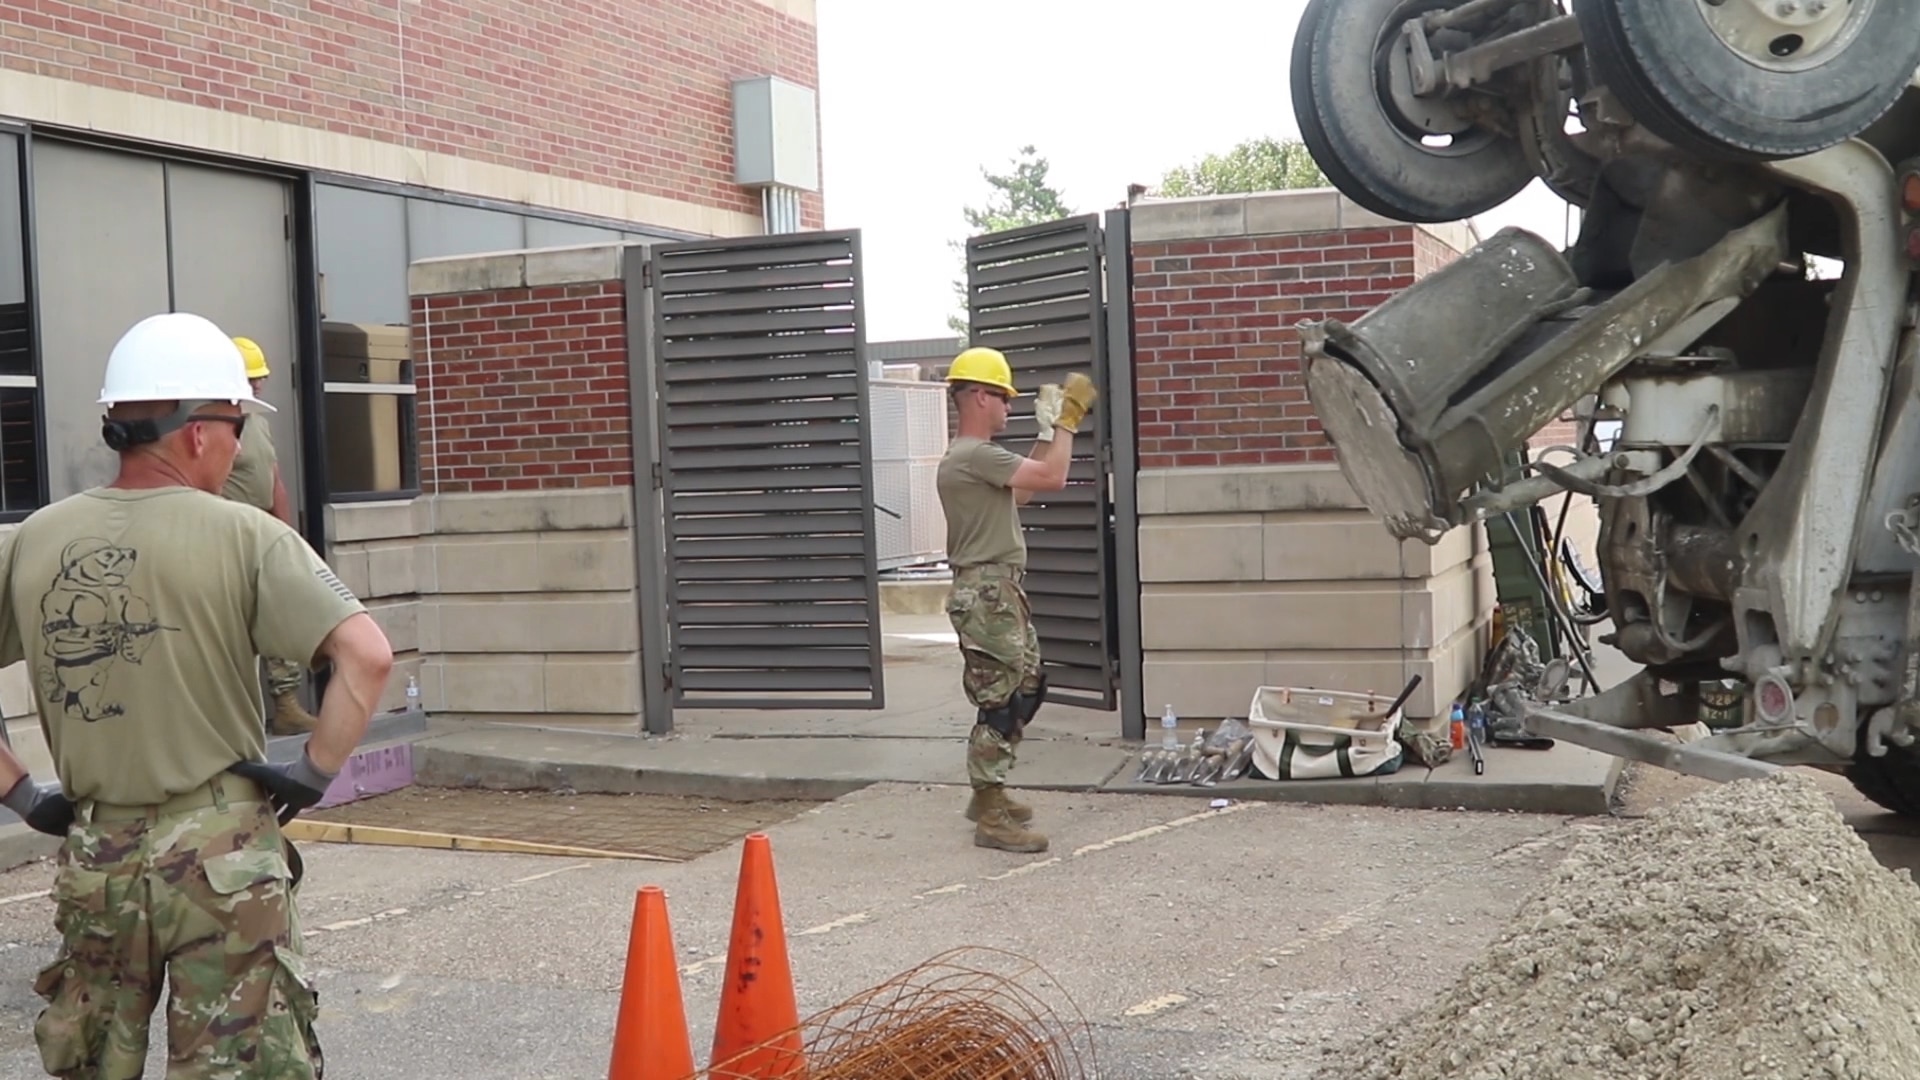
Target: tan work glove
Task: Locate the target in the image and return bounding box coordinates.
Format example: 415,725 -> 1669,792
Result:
1033,384 -> 1064,442
1056,372 -> 1099,434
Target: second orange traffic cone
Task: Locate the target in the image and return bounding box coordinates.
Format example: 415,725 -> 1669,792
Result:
708,833 -> 806,1078
607,885 -> 696,1080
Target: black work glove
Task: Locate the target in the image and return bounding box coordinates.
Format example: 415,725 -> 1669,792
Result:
2,776 -> 75,837
227,752 -> 336,825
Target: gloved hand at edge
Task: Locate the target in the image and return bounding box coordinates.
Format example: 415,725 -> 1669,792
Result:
227,752 -> 338,826
2,775 -> 74,837
1033,384 -> 1064,442
1057,372 -> 1099,434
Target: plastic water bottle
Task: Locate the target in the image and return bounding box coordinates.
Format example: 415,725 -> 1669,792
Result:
406,674 -> 420,710
1161,703 -> 1180,751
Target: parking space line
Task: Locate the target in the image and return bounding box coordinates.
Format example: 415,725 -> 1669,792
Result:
1072,801 -> 1256,858
678,800 -> 1264,980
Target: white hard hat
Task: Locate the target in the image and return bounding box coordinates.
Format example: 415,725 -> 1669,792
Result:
98,312 -> 277,413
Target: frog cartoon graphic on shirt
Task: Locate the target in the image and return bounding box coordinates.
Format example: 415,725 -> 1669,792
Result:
38,538 -> 177,722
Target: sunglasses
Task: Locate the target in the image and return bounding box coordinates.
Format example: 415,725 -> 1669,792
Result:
191,414 -> 248,438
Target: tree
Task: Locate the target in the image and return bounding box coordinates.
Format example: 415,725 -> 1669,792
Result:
1156,136 -> 1329,198
949,145 -> 1075,335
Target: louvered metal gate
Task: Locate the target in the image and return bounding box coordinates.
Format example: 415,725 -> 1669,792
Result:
631,230 -> 885,719
965,213 -> 1134,713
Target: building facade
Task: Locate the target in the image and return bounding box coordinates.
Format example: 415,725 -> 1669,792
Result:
0,0 -> 822,725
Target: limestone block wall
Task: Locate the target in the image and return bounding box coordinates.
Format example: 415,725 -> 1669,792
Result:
414,488 -> 639,724
1138,464 -> 1492,722
325,500 -> 427,715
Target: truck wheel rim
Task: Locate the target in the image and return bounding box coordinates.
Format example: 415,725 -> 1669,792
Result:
1374,0 -> 1499,158
1696,0 -> 1872,72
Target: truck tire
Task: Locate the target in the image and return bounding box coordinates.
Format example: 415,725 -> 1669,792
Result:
1577,0 -> 1920,161
1847,748 -> 1920,818
1290,0 -> 1535,223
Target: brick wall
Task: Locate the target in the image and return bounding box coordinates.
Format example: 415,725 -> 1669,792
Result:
0,0 -> 820,226
1131,227 -> 1422,469
411,280 -> 633,494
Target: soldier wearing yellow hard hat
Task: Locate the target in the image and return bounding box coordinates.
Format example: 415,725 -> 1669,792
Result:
936,346 -> 1098,853
226,336 -> 317,736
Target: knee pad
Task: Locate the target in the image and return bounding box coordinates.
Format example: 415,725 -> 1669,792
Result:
979,703 -> 1021,739
1014,673 -> 1049,727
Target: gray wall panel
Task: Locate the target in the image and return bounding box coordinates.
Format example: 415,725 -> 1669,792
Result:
406,198 -> 523,261
527,217 -> 621,249
33,141 -> 171,499
316,184 -> 409,326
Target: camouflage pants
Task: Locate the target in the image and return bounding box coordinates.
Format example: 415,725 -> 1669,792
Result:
946,566 -> 1041,792
263,657 -> 303,698
32,779 -> 322,1079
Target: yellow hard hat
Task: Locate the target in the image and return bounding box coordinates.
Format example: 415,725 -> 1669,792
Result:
232,336 -> 270,380
945,346 -> 1018,396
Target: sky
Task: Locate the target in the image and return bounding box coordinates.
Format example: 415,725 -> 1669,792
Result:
814,0 -> 1580,343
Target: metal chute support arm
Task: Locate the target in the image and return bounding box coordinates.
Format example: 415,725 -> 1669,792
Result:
1299,205 -> 1790,542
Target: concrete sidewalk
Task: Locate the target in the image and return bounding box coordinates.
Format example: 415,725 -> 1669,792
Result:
409,613 -> 1625,816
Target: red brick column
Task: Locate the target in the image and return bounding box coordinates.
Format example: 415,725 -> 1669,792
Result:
410,280 -> 633,494
1131,223 -> 1466,469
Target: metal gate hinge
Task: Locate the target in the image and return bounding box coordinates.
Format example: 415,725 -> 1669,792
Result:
661,661 -> 674,689
649,462 -> 664,490
640,258 -> 655,287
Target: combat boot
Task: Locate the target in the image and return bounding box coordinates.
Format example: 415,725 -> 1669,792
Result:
974,801 -> 1048,854
965,785 -> 1033,824
269,691 -> 320,736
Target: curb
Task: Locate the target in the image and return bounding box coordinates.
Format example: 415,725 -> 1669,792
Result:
412,738 -> 1626,817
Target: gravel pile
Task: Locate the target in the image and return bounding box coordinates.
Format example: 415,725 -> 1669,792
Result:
1330,772 -> 1920,1080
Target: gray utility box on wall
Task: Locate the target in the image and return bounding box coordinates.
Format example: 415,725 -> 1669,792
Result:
731,75 -> 820,192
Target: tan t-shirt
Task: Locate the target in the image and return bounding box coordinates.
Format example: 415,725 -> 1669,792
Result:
0,486 -> 366,805
936,436 -> 1026,568
220,415 -> 277,512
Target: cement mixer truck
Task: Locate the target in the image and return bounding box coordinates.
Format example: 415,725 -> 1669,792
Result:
1289,0 -> 1920,811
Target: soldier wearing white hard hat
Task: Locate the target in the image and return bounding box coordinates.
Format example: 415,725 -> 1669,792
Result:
0,311 -> 392,1077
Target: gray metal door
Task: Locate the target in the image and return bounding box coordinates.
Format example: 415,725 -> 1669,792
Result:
965,214 -> 1119,711
32,141 -> 171,500
641,230 -> 885,710
167,163 -> 302,525
33,143 -> 298,508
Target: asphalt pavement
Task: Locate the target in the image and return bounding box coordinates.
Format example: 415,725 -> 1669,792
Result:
0,780 -> 1624,1079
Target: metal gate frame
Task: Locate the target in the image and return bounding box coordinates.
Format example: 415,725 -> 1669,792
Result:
626,230 -> 886,733
963,209 -> 1144,731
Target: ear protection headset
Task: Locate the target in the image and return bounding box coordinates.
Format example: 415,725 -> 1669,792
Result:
101,401 -> 211,452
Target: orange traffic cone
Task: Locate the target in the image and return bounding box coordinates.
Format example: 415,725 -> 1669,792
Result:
708,833 -> 806,1078
608,885 -> 696,1080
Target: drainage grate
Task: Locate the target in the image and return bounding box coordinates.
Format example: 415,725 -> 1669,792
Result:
303,787 -> 822,862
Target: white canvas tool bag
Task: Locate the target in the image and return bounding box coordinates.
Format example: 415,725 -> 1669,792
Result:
1247,686 -> 1406,780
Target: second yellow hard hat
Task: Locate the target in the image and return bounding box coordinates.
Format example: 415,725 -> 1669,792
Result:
232,336 -> 271,380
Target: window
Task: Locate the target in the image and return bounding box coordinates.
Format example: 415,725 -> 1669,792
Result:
313,182 -> 676,499
321,320 -> 416,495
315,184 -> 416,497
0,133 -> 40,516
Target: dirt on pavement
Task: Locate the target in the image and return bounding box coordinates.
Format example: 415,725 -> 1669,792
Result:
303,786 -> 823,861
